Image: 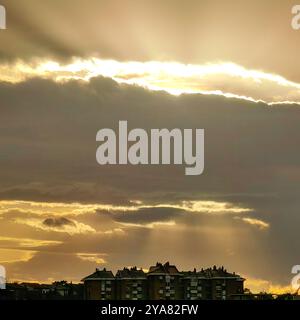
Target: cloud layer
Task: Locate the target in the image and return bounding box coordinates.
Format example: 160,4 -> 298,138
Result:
1,59 -> 300,104
0,75 -> 299,291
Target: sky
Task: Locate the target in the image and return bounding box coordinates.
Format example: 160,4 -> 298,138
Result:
0,0 -> 300,293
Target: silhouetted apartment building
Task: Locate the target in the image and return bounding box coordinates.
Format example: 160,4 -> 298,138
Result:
116,267 -> 147,300
147,262 -> 183,300
182,269 -> 211,300
82,268 -> 115,300
82,262 -> 245,300
208,266 -> 244,300
182,266 -> 244,300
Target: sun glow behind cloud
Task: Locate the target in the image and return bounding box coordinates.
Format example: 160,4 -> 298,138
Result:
0,199 -> 251,216
240,217 -> 269,230
245,277 -> 294,295
1,58 -> 300,104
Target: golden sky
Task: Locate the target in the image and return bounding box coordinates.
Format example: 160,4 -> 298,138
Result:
0,0 -> 300,293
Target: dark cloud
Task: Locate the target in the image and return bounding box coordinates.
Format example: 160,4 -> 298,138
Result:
112,207 -> 183,224
43,217 -> 75,228
0,75 -> 299,205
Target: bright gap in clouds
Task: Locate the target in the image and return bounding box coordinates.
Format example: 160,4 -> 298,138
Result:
1,58 -> 300,105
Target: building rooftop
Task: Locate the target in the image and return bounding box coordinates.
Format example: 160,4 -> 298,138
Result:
148,262 -> 180,275
202,266 -> 244,279
116,267 -> 146,279
182,266 -> 244,280
81,268 -> 114,281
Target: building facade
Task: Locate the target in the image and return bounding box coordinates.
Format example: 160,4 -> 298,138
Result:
115,267 -> 147,300
147,262 -> 183,300
182,269 -> 211,300
82,268 -> 115,300
208,266 -> 244,300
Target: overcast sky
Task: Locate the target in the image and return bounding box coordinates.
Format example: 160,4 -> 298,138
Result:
0,0 -> 300,293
